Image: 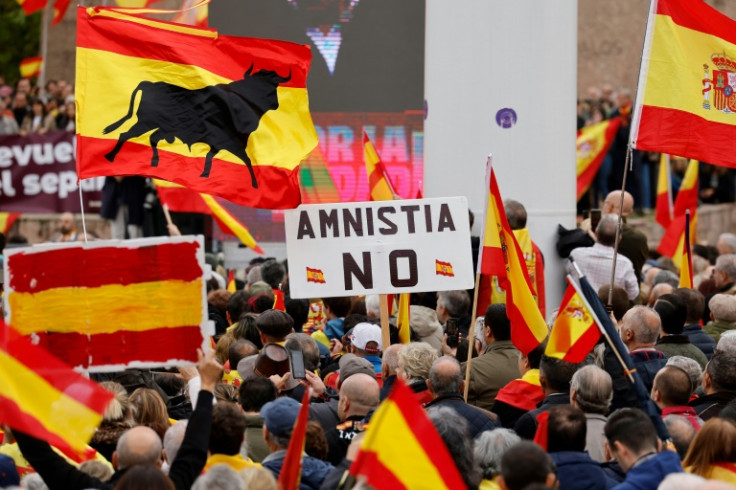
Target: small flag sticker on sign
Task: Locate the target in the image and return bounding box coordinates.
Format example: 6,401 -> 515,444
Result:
306,267 -> 326,284
435,260 -> 454,277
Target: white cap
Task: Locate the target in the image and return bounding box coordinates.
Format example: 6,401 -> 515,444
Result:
350,322 -> 383,354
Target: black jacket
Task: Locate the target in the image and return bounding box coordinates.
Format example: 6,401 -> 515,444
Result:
513,392 -> 569,440
15,391 -> 214,490
682,323 -> 716,359
690,391 -> 736,420
424,393 -> 496,438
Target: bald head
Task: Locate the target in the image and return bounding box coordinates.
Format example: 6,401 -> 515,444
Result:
59,212 -> 76,234
504,199 -> 527,230
428,356 -> 463,397
603,191 -> 634,217
621,306 -> 661,348
648,283 -> 674,307
338,373 -> 380,420
115,426 -> 163,469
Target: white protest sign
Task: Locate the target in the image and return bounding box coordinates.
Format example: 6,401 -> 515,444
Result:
284,197 -> 474,298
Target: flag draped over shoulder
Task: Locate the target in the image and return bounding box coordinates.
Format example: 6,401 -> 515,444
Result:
154,180 -> 263,254
0,322 -> 114,452
19,57 -> 43,79
350,378 -> 466,489
658,159 -> 698,265
76,6 -> 317,209
545,281 -> 600,363
363,131 -> 396,201
479,166 -> 548,355
631,0 -> 736,167
655,153 -> 673,228
278,389 -> 310,490
576,117 -> 621,200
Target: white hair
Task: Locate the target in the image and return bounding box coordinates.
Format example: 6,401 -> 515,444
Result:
192,464 -> 244,490
717,330 -> 736,355
666,356 -> 703,391
718,233 -> 736,254
365,294 -> 381,318
473,429 -> 521,479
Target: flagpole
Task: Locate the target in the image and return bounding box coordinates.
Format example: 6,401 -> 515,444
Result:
570,267 -> 634,383
606,144 -> 632,309
379,294 -> 391,353
78,184 -> 88,243
463,272 -> 481,401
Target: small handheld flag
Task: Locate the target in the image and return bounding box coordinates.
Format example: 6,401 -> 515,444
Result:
545,279 -> 600,363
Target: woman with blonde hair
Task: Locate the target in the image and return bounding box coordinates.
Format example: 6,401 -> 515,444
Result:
129,387 -> 171,440
89,381 -> 132,461
683,418 -> 736,484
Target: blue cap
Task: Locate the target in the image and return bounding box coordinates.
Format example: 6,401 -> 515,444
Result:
261,396 -> 301,437
0,454 -> 19,487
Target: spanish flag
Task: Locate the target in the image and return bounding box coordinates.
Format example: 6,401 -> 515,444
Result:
680,210 -> 694,289
658,159 -> 698,263
655,153 -> 673,228
154,180 -> 264,254
397,292 -> 410,344
52,0 -> 70,25
16,0 -> 46,15
0,322 -> 114,452
363,131 -> 397,201
576,117 -> 621,201
5,238 -> 208,370
75,6 -> 317,209
0,212 -> 21,234
19,56 -> 42,79
631,0 -> 736,167
545,281 -> 600,363
278,389 -> 310,490
350,378 -> 466,489
479,165 -> 548,355
227,270 -> 236,293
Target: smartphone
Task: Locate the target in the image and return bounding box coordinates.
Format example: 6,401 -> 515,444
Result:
591,209 -> 602,232
288,349 -> 306,379
446,318 -> 459,348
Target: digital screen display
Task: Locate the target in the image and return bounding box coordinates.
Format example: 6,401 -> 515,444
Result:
209,0 -> 425,243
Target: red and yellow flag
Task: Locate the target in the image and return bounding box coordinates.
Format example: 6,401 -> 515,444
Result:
655,153 -> 673,228
16,0 -> 46,15
278,389 -> 310,490
0,212 -> 21,234
658,159 -> 698,263
397,293 -> 410,344
4,238 -> 208,370
435,260 -> 454,277
350,378 -> 466,489
0,322 -> 114,452
545,282 -> 600,363
306,267 -> 325,284
478,166 -> 548,355
576,117 -> 621,200
363,131 -> 397,201
631,0 -> 736,167
75,6 -> 317,209
155,180 -> 264,254
679,211 -> 694,289
19,56 -> 42,79
227,270 -> 236,293
52,0 -> 70,25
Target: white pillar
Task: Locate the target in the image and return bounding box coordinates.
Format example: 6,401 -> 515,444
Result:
424,1 -> 578,311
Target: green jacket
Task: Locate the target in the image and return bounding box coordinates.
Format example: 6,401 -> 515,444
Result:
656,335 -> 708,369
461,340 -> 521,411
704,320 -> 736,344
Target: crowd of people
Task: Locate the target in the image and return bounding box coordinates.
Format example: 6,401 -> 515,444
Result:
2,191 -> 736,489
0,76 -> 76,136
578,84 -> 736,212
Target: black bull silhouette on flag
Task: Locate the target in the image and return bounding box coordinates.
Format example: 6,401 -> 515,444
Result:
102,65 -> 291,188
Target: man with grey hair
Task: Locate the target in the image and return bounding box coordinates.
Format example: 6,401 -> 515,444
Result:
717,330 -> 736,354
705,294 -> 736,342
653,270 -> 680,288
570,365 -> 613,463
380,343 -> 403,400
717,232 -> 736,256
702,254 -> 736,323
436,289 -> 471,334
663,415 -> 696,461
568,214 -> 639,301
427,406 -> 482,490
245,265 -> 261,291
473,429 -> 521,487
425,356 -> 496,437
619,306 -> 668,392
284,332 -> 321,372
191,464 -> 243,490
